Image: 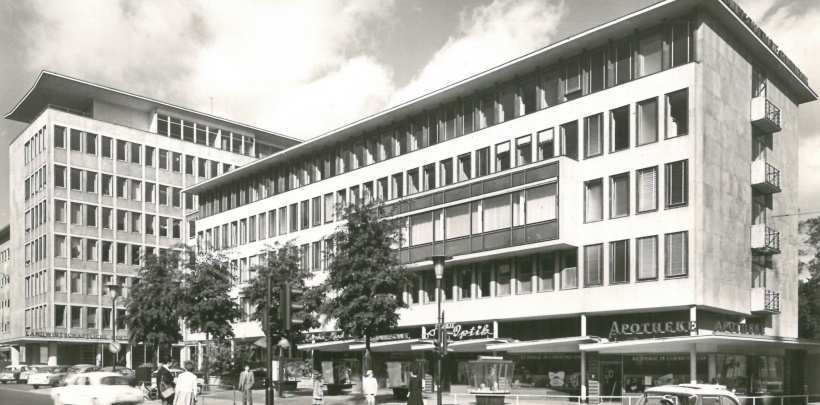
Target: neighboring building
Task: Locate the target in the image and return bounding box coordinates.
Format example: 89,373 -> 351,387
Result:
0,225 -> 11,367
1,72 -> 300,367
187,0 -> 820,397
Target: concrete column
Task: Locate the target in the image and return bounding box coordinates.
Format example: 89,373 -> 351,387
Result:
581,313 -> 587,336
48,342 -> 58,366
10,346 -> 20,365
493,320 -> 499,338
197,342 -> 204,370
581,351 -> 587,400
689,345 -> 697,383
690,306 -> 698,336
707,354 -> 717,382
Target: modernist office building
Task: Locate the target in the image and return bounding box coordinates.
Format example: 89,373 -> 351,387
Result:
0,72 -> 300,367
187,0 -> 820,397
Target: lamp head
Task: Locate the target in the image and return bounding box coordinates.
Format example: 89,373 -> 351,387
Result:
428,255 -> 452,279
107,283 -> 121,299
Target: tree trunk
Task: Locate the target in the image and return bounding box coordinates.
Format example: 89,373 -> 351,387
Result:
364,334 -> 372,372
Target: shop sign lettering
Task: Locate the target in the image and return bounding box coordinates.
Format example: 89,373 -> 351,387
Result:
422,323 -> 493,340
371,333 -> 409,342
608,321 -> 697,340
25,330 -> 128,341
712,321 -> 764,335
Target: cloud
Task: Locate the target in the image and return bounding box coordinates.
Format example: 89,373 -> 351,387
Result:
390,0 -> 566,107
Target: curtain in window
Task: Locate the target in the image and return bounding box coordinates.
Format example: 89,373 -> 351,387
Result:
584,244 -> 603,286
666,232 -> 688,276
483,194 -> 511,232
538,254 -> 555,291
518,258 -> 533,293
445,204 -> 471,239
637,236 -> 657,280
410,212 -> 433,246
513,192 -> 524,227
496,262 -> 511,296
611,174 -> 629,217
637,167 -> 658,212
637,99 -> 658,145
585,180 -> 603,222
561,266 -> 578,289
584,114 -> 602,157
526,184 -> 557,223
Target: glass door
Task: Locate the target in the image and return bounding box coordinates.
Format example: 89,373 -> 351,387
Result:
601,362 -> 623,400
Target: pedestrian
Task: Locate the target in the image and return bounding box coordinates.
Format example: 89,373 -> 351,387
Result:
157,360 -> 176,405
174,361 -> 198,405
238,365 -> 255,405
407,369 -> 423,405
363,370 -> 378,405
312,371 -> 324,405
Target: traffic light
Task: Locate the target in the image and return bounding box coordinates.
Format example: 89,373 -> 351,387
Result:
442,331 -> 449,355
432,338 -> 442,356
279,283 -> 304,331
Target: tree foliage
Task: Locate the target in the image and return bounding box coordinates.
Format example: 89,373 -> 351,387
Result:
321,199 -> 412,365
241,241 -> 322,345
799,217 -> 820,338
179,248 -> 241,341
123,250 -> 184,357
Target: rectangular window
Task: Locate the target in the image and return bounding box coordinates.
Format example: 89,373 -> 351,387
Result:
665,160 -> 688,208
101,174 -> 112,196
483,194 -> 511,232
349,185 -> 360,204
377,177 -> 388,201
70,203 -> 83,225
102,208 -> 112,229
496,261 -> 511,296
476,147 -> 490,177
289,204 -> 298,233
637,97 -> 658,146
131,245 -> 141,265
55,200 -> 67,223
444,203 -> 470,240
71,306 -> 81,327
85,132 -> 97,155
86,272 -> 98,295
130,180 -> 142,202
102,241 -> 112,262
116,177 -> 127,199
312,196 -> 322,226
610,106 -> 630,152
423,164 -> 435,191
312,241 -> 321,271
159,149 -> 169,170
526,183 -> 557,223
116,140 -> 128,161
407,169 -> 420,195
70,272 -> 82,293
517,257 -> 533,294
497,82 -> 516,123
584,179 -> 603,222
665,231 -> 688,277
116,210 -> 127,232
614,40 -> 632,85
516,135 -> 532,166
458,267 -> 472,299
130,143 -> 141,165
639,31 -> 662,77
456,154 -> 471,182
478,264 -> 491,298
520,78 -> 538,115
70,168 -> 83,190
495,141 -> 510,172
86,307 -> 97,329
185,155 -> 195,176
670,20 -> 690,68
85,172 -> 97,194
610,173 -> 629,218
131,212 -> 141,234
70,129 -> 82,152
638,235 -> 660,280
55,270 -> 66,293
538,253 -> 555,292
54,235 -> 66,258
300,200 -> 310,230
636,167 -> 658,212
440,159 -> 453,187
584,114 -> 603,158
536,129 -> 554,161
54,126 -> 66,149
610,240 -> 629,284
560,121 -> 578,159
564,58 -> 581,95
172,152 -> 182,173
409,212 -> 433,246
86,205 -> 97,227
323,194 -> 334,223
479,91 -> 495,129
101,136 -> 112,158
462,97 -> 476,135
666,89 -> 689,138
561,253 -> 578,290
54,165 -> 66,188
584,244 -> 603,287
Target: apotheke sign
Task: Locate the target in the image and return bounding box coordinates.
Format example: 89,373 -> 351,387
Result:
608,321 -> 697,340
712,321 -> 764,335
422,323 -> 493,340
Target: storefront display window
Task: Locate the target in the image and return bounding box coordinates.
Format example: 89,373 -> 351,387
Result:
716,355 -> 783,395
623,355 -> 707,393
510,354 -> 580,391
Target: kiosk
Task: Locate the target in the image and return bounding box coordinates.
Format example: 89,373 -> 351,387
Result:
386,360 -> 427,400
467,357 -> 515,405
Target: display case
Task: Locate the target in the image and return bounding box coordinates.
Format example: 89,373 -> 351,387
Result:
321,359 -> 359,395
467,357 -> 515,393
386,360 -> 427,399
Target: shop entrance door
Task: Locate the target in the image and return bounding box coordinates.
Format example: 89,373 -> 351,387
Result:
600,363 -> 622,400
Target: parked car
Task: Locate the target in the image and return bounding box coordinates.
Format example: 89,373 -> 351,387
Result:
59,364 -> 101,386
0,365 -> 25,383
638,384 -> 741,405
100,366 -> 135,385
20,364 -> 47,383
51,372 -> 143,405
28,365 -> 68,388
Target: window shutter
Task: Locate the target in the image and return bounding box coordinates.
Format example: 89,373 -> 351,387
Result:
638,167 -> 658,212
585,244 -> 602,286
585,115 -> 602,157
666,161 -> 687,206
665,232 -> 688,276
637,236 -> 657,279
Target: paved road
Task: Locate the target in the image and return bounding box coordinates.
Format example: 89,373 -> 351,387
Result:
0,382 -> 54,405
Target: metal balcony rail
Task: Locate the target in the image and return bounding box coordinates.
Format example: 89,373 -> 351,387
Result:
765,288 -> 781,313
43,103 -> 93,119
764,98 -> 781,128
764,226 -> 781,252
764,161 -> 781,189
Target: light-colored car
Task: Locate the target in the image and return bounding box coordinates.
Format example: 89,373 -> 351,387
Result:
59,364 -> 101,386
20,364 -> 47,382
51,372 -> 143,405
28,365 -> 68,388
0,365 -> 25,383
638,384 -> 741,405
100,366 -> 135,385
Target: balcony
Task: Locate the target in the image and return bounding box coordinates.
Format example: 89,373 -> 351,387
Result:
751,224 -> 780,254
751,287 -> 781,314
750,96 -> 781,133
751,160 -> 781,194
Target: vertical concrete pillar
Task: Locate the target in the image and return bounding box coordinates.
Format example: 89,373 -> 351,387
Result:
689,345 -> 697,383
581,313 -> 587,336
707,354 -> 717,382
10,346 -> 20,365
581,351 -> 587,400
197,342 -> 204,370
690,306 -> 698,336
493,320 -> 498,338
48,342 -> 58,366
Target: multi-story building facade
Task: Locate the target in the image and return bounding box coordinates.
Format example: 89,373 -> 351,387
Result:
0,225 -> 11,358
187,0 -> 818,396
1,72 -> 300,367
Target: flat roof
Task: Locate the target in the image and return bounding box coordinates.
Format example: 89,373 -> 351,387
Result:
5,71 -> 302,149
186,0 -> 816,196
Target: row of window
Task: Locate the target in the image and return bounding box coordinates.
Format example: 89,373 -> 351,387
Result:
24,269 -> 48,297
198,16 -> 692,218
584,160 -> 688,222
24,235 -> 48,267
54,235 -> 150,266
23,125 -> 47,165
55,201 -> 183,238
54,165 -> 193,208
0,273 -> 9,285
0,322 -> 8,333
23,165 -> 47,202
25,305 -> 48,331
25,200 -> 48,233
55,125 -> 235,178
53,305 -> 126,330
54,270 -> 130,297
156,114 -> 282,157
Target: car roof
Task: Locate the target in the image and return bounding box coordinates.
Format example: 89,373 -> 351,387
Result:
78,372 -> 126,379
645,384 -> 737,398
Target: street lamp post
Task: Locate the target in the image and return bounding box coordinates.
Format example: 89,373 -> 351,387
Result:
429,255 -> 451,405
107,283 -> 122,372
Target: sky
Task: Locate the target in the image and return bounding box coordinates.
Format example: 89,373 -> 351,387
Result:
0,0 -> 819,229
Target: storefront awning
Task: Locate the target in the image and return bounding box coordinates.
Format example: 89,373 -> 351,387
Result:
298,339 -> 361,352
410,338 -> 514,353
349,339 -> 424,353
486,336 -> 600,353
579,335 -> 820,354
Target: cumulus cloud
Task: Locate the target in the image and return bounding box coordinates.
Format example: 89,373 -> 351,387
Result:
389,0 -> 566,107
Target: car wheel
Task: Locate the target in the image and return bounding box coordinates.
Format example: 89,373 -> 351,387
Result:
32,385 -> 38,389
1,381 -> 5,384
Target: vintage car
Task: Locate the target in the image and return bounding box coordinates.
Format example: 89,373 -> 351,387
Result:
28,365 -> 69,388
20,364 -> 48,383
638,384 -> 741,405
0,364 -> 26,383
100,366 -> 136,385
59,364 -> 101,386
51,372 -> 143,405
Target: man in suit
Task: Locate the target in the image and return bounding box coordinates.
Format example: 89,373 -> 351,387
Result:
238,365 -> 255,405
157,360 -> 176,405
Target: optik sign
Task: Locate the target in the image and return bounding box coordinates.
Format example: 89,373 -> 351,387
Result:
422,323 -> 493,340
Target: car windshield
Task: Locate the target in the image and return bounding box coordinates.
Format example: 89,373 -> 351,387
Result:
101,376 -> 131,386
47,367 -> 66,373
3,366 -> 14,372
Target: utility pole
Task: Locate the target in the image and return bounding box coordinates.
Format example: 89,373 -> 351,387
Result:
265,276 -> 274,405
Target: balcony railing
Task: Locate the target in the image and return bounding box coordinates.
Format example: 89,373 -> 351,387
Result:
750,96 -> 781,133
751,224 -> 781,254
751,160 -> 781,193
751,287 -> 781,314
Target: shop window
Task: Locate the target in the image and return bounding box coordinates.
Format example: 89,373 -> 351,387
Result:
584,244 -> 603,287
665,231 -> 688,277
610,106 -> 630,152
516,135 -> 532,166
610,240 -> 629,284
496,261 -> 511,296
637,97 -> 658,146
440,159 -> 453,187
584,179 -> 603,223
588,49 -> 606,93
517,257 -> 533,294
560,121 -> 578,160
538,253 -> 555,292
495,141 -> 510,172
476,147 -> 490,178
639,31 -> 662,77
584,114 -> 603,158
637,236 -> 658,280
636,167 -> 658,213
478,264 -> 492,298
423,164 -> 436,191
561,252 -> 578,290
665,160 -> 688,208
537,129 -> 555,161
666,89 -> 689,138
610,173 -> 630,218
458,267 -> 472,300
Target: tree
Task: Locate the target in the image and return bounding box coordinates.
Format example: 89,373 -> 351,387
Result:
321,198 -> 412,371
123,249 -> 185,364
798,217 -> 820,338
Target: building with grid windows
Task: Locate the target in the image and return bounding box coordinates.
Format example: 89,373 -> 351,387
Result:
1,72 -> 300,367
186,0 -> 820,397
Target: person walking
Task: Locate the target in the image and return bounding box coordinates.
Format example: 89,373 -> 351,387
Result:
407,370 -> 423,405
363,370 -> 378,405
238,365 -> 255,405
312,371 -> 324,405
174,361 -> 198,405
157,360 -> 176,405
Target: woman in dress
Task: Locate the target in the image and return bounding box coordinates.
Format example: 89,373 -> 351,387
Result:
174,361 -> 198,405
407,370 -> 424,405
